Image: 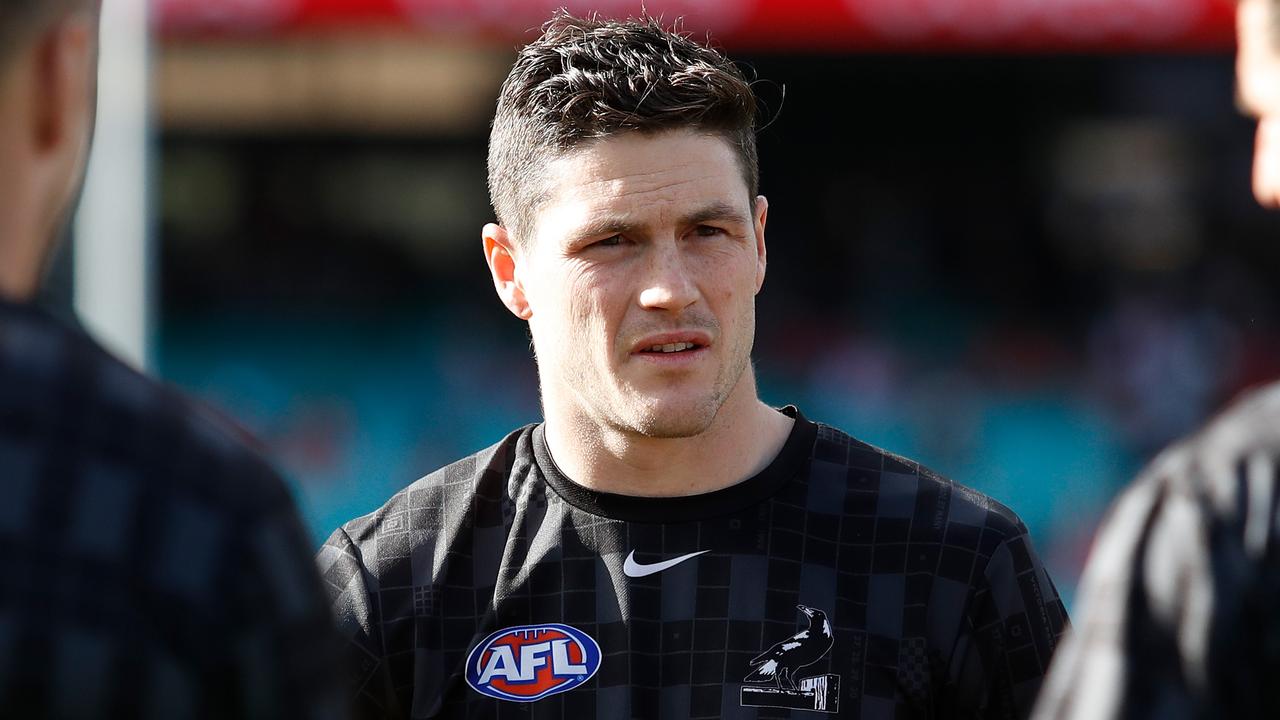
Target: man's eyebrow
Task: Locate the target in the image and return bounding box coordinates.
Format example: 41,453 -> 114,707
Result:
681,202 -> 749,227
569,216 -> 642,243
570,202 -> 749,243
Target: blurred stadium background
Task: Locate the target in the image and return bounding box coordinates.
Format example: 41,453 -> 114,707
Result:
59,0 -> 1280,608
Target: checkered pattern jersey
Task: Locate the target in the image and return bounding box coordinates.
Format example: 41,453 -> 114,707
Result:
0,300 -> 347,718
1032,383 -> 1280,720
320,407 -> 1068,719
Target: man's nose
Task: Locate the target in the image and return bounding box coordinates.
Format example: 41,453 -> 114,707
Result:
638,242 -> 699,312
1253,118 -> 1280,209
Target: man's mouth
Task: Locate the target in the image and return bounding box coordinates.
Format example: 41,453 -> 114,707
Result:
630,330 -> 713,358
642,342 -> 700,354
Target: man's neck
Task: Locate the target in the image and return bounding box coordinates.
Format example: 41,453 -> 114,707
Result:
542,373 -> 795,498
0,190 -> 44,302
0,238 -> 38,302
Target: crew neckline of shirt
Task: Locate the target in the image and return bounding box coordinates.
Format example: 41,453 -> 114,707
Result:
532,405 -> 817,524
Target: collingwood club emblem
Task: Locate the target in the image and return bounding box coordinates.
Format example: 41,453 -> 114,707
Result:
741,605 -> 840,714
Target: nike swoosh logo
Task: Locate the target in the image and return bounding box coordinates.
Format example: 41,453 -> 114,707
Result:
623,549 -> 710,578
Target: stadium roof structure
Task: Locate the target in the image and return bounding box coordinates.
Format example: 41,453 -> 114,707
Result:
154,0 -> 1236,53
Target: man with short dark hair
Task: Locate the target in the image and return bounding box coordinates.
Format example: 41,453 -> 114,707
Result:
0,1 -> 346,716
1030,3 -> 1280,718
320,13 -> 1067,719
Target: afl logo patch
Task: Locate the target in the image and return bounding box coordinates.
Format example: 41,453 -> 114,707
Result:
465,624 -> 602,702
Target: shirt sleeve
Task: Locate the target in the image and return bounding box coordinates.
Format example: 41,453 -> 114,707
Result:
951,530 -> 1069,719
317,526 -> 403,720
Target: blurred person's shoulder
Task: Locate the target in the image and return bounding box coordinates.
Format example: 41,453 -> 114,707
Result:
0,299 -> 291,513
0,299 -> 348,714
1128,381 -> 1280,531
1030,384 -> 1280,720
328,423 -> 537,550
813,418 -> 1031,543
1083,381 -> 1280,647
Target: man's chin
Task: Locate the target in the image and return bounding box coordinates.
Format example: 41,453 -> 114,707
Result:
630,420 -> 708,440
620,396 -> 720,439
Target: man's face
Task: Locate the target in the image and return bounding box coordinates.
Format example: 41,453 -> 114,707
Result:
515,129 -> 767,439
1238,0 -> 1280,207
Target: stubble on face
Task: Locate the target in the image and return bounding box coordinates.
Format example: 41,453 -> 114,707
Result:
536,265 -> 754,442
524,130 -> 764,443
601,305 -> 754,441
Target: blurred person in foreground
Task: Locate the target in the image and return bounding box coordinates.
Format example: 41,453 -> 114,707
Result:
319,12 -> 1067,719
0,0 -> 346,716
1030,1 -> 1280,717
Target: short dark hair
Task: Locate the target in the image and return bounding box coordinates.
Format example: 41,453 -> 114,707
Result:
0,0 -> 43,57
0,0 -> 96,65
487,12 -> 760,242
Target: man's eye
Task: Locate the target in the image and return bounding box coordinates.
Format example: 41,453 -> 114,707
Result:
694,225 -> 725,237
595,235 -> 623,247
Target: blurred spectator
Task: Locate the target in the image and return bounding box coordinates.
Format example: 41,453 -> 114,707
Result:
0,0 -> 345,716
1088,293 -> 1239,455
1032,0 -> 1280,717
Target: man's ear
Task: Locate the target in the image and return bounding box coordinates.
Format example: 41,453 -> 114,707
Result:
31,14 -> 95,159
482,223 -> 532,320
753,195 -> 768,294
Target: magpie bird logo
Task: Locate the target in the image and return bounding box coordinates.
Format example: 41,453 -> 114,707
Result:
741,605 -> 840,714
